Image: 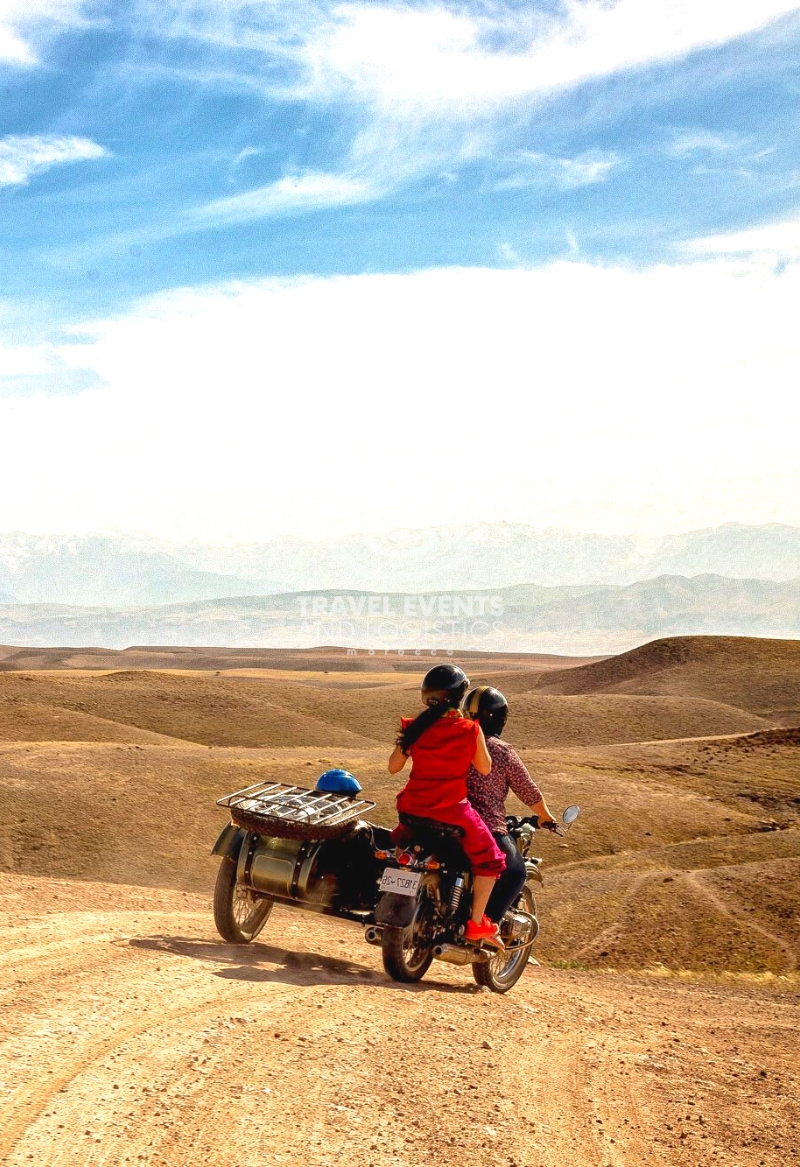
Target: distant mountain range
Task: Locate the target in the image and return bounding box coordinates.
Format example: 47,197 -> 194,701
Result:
1,574 -> 799,655
1,522 -> 800,606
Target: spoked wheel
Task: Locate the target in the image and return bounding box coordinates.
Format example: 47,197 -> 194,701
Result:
381,878 -> 437,983
213,856 -> 274,943
472,885 -> 538,994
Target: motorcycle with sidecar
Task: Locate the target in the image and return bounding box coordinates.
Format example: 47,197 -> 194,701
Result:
211,780 -> 579,994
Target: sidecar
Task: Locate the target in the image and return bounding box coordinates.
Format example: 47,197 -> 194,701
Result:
211,781 -> 392,943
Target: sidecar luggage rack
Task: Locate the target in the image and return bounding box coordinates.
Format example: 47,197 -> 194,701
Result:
217,781 -> 376,840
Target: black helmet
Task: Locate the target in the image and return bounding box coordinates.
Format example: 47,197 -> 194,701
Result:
421,663 -> 469,708
464,685 -> 508,737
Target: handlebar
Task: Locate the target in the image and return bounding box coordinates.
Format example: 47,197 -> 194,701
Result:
506,814 -> 564,837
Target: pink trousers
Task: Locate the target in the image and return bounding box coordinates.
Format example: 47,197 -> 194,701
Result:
392,796 -> 506,877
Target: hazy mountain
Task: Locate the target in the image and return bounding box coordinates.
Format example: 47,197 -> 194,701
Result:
1,574 -> 798,655
643,524 -> 800,580
0,532 -> 279,605
1,522 -> 800,606
177,524 -> 643,592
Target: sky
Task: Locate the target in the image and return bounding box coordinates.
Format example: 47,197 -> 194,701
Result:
1,0 -> 799,544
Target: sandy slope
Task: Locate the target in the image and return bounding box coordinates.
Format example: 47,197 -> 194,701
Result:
1,873 -> 797,1167
538,635 -> 800,720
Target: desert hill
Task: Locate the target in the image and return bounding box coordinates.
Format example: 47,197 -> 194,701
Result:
0,723 -> 797,977
501,693 -> 767,746
0,643 -> 587,673
536,634 -> 800,720
1,633 -> 799,1167
0,671 -> 377,749
0,662 -> 770,749
0,633 -> 797,980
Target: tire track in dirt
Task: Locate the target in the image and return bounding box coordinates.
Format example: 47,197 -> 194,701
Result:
571,872 -> 657,962
2,873 -> 798,1167
682,870 -> 798,972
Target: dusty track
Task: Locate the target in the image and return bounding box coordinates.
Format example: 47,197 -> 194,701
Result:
1,873 -> 797,1167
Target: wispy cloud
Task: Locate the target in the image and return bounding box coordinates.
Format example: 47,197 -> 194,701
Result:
0,0 -> 88,65
125,0 -> 800,231
149,0 -> 800,111
186,170 -> 376,228
0,135 -> 107,187
667,129 -> 749,157
494,150 -> 620,191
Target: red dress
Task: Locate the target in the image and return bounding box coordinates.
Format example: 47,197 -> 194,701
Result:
394,711 -> 505,877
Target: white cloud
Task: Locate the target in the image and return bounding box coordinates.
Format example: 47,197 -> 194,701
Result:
0,0 -> 88,65
0,135 -> 107,187
187,170 -> 376,227
2,255 -> 798,541
294,1 -> 800,111
495,149 -> 619,191
0,341 -> 52,378
232,146 -> 263,167
686,213 -> 800,258
667,129 -> 748,157
137,0 -> 800,228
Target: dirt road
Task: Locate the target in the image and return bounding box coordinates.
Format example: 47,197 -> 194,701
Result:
1,873 -> 797,1167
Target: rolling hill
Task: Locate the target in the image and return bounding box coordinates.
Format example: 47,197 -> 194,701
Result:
536,634 -> 800,720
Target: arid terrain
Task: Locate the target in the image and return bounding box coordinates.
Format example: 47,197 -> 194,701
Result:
1,635 -> 798,1165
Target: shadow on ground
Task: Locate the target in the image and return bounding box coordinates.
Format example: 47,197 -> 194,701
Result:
128,934 -> 479,993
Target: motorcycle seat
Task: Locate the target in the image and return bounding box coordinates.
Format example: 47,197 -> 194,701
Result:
399,812 -> 466,840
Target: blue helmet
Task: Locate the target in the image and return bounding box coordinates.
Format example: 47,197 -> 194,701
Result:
315,769 -> 362,796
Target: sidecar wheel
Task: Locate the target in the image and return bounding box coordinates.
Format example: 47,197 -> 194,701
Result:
381,880 -> 435,983
472,885 -> 537,994
213,856 -> 273,943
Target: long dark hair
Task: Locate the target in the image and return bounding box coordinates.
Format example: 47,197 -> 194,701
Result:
397,697 -> 461,754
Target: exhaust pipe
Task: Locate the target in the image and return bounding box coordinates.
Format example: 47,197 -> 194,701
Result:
364,926 -> 383,946
432,943 -> 486,965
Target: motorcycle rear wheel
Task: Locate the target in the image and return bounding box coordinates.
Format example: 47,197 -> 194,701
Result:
472,885 -> 537,993
381,879 -> 436,983
213,856 -> 274,943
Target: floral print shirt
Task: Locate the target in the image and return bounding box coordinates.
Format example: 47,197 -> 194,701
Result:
466,736 -> 543,835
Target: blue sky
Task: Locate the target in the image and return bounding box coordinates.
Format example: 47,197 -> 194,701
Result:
1,2 -> 800,543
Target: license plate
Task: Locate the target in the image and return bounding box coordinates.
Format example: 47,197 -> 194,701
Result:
380,867 -> 421,897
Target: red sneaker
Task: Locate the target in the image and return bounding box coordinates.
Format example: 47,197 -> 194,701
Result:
464,916 -> 505,951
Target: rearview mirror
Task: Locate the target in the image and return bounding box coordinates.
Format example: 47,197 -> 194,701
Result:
562,804 -> 580,826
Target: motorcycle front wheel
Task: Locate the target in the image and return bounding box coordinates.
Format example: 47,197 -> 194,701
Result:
381,878 -> 436,983
213,856 -> 274,943
472,885 -> 537,994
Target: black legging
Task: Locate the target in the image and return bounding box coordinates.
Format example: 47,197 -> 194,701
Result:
485,833 -> 527,923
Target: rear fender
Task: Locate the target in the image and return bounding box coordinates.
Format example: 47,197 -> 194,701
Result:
374,892 -> 417,928
211,823 -> 247,861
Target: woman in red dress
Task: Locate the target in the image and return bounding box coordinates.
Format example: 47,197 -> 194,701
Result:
388,664 -> 507,949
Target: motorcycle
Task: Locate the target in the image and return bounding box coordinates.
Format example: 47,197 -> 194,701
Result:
210,780 -> 580,994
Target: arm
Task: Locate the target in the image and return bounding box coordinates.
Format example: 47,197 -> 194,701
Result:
528,796 -> 557,829
471,726 -> 492,776
504,748 -> 557,827
388,744 -> 408,774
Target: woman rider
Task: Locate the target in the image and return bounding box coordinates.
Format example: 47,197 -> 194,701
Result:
464,685 -> 557,926
388,664 -> 507,949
